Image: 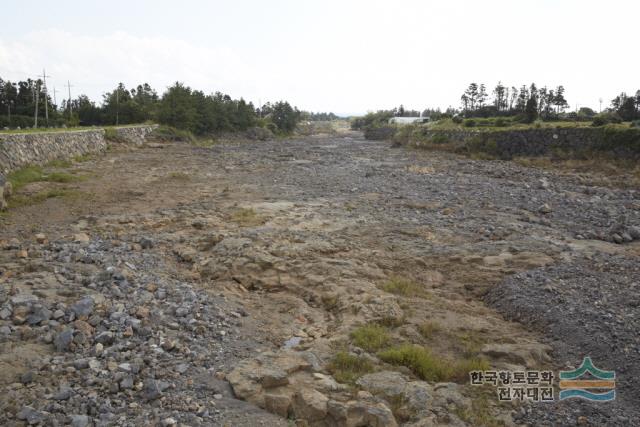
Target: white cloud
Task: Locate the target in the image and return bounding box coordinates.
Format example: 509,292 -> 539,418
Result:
0,30 -> 259,105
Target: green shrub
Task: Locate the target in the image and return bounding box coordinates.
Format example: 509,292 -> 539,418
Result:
351,324 -> 390,352
430,133 -> 450,144
591,116 -> 607,127
104,128 -> 122,142
327,352 -> 375,385
463,119 -> 476,127
494,118 -> 507,127
150,125 -> 195,142
452,115 -> 463,124
379,276 -> 423,296
378,344 -> 488,383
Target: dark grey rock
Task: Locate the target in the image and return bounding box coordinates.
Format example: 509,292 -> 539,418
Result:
54,328 -> 75,352
70,297 -> 94,318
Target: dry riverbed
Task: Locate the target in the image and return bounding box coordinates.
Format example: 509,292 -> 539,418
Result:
0,131 -> 638,426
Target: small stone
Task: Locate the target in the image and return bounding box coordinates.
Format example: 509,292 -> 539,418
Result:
613,234 -> 624,244
120,375 -> 134,390
53,386 -> 73,400
71,297 -> 94,319
161,417 -> 177,427
35,233 -> 47,244
20,370 -> 36,384
628,226 -> 640,240
11,294 -> 39,306
54,328 -> 75,352
27,305 -> 52,325
143,379 -> 166,401
70,414 -> 90,427
213,393 -> 223,400
135,307 -> 150,318
538,203 -> 552,214
161,340 -> 176,351
73,233 -> 91,243
17,406 -> 44,425
123,325 -> 133,337
95,343 -> 104,356
17,249 -> 29,259
94,331 -> 114,345
139,237 -> 154,249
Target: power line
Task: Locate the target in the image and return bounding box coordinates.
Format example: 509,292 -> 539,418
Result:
66,80 -> 74,116
38,69 -> 51,126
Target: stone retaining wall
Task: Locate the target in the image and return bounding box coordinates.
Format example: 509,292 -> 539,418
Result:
0,125 -> 157,209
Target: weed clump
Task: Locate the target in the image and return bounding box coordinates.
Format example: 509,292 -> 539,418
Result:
350,324 -> 390,352
379,276 -> 423,297
378,344 -> 488,383
327,352 -> 375,385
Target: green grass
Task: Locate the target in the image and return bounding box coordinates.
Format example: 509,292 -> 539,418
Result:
418,321 -> 442,339
454,389 -> 505,427
7,189 -> 82,209
379,276 -> 423,297
167,171 -> 191,181
230,207 -> 264,226
327,351 -> 375,385
350,324 -> 390,352
378,344 -> 489,383
7,166 -> 82,191
46,159 -> 73,168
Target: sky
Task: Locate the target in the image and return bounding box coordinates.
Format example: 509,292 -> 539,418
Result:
0,0 -> 638,116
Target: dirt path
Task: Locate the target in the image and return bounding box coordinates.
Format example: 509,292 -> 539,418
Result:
0,132 -> 638,426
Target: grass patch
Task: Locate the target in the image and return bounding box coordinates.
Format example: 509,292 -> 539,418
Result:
321,294 -> 339,311
46,159 -> 73,168
7,166 -> 83,191
454,389 -> 505,427
377,315 -> 407,328
73,153 -> 94,163
378,344 -> 489,383
327,351 -> 375,385
230,207 -> 264,226
7,189 -> 82,208
104,128 -> 125,142
167,171 -> 191,181
45,172 -> 82,183
190,138 -> 217,148
379,276 -> 423,297
350,324 -> 390,352
418,321 -> 442,339
150,125 -> 195,143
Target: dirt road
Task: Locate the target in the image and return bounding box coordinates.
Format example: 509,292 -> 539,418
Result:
1,131 -> 638,426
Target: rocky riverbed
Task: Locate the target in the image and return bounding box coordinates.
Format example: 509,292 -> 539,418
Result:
0,131 -> 638,426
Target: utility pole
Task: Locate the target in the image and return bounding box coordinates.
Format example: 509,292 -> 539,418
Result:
34,80 -> 40,128
599,98 -> 603,113
116,86 -> 119,126
39,69 -> 51,127
66,80 -> 74,117
53,87 -> 59,108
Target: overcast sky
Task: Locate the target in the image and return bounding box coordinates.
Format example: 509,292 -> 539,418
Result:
0,0 -> 637,115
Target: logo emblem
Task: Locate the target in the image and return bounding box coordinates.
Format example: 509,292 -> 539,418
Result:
559,357 -> 615,401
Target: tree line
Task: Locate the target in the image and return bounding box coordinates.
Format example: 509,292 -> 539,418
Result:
460,82 -> 570,122
0,76 -> 335,134
460,82 -> 640,123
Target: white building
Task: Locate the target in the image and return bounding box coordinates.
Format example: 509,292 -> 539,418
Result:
389,115 -> 429,125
